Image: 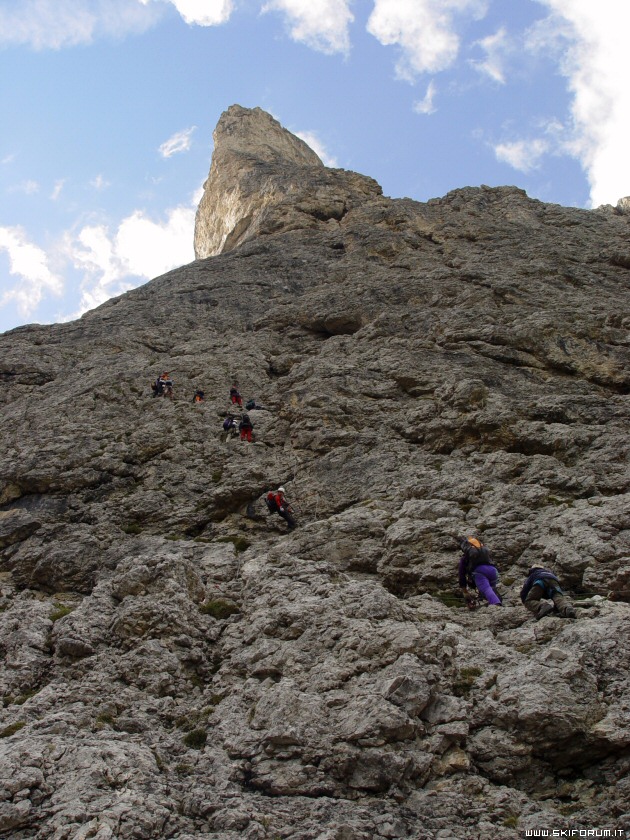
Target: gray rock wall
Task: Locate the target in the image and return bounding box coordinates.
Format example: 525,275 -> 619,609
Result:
1,107 -> 629,839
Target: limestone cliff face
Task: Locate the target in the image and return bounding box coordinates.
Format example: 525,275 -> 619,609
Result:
1,107 -> 630,839
194,104 -> 382,258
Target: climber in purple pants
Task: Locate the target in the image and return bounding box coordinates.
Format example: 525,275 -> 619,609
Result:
470,564 -> 502,605
458,537 -> 502,607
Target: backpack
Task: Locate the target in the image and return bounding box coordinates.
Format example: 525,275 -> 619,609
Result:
241,414 -> 252,427
467,545 -> 491,573
223,417 -> 233,431
245,399 -> 256,411
265,492 -> 278,513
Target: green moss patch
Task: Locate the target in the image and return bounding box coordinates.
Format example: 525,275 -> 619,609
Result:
434,590 -> 463,608
50,604 -> 72,622
453,667 -> 483,696
121,523 -> 143,535
95,713 -> 116,727
217,535 -> 250,553
183,729 -> 207,750
200,599 -> 240,620
3,691 -> 36,707
0,721 -> 25,738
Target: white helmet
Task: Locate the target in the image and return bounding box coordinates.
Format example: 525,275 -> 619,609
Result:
278,487 -> 286,494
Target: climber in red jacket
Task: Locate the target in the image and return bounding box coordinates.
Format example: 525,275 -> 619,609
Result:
265,487 -> 296,530
230,382 -> 243,408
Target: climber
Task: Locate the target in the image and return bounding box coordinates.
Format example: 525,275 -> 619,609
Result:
239,413 -> 254,442
192,389 -> 205,403
458,536 -> 502,607
152,371 -> 173,399
160,372 -> 174,399
245,398 -> 266,411
222,414 -> 238,439
230,382 -> 243,408
520,567 -> 576,620
266,487 -> 296,530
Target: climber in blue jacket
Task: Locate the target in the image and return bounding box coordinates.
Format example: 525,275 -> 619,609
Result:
520,567 -> 576,620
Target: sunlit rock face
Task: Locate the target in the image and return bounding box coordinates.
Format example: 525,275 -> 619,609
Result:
1,105 -> 630,839
194,104 -> 381,258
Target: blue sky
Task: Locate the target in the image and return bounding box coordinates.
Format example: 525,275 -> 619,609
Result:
1,0 -> 628,333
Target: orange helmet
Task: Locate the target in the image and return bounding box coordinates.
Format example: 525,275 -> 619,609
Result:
460,536 -> 482,552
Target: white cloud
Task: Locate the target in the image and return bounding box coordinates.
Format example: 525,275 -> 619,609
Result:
63,200 -> 196,317
0,0 -> 235,50
413,80 -> 437,114
159,126 -> 196,158
262,0 -> 354,54
1,154 -> 17,166
162,0 -> 234,26
471,26 -> 508,84
367,0 -> 488,80
0,226 -> 63,316
0,0 -> 161,50
493,138 -> 549,173
8,180 -> 40,195
50,180 -> 65,201
90,174 -> 110,191
490,118 -> 571,177
532,1 -> 630,207
294,131 -> 337,166
115,205 -> 195,277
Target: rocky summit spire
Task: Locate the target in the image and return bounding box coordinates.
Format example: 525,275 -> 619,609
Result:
207,104 -> 323,167
193,104 -> 381,258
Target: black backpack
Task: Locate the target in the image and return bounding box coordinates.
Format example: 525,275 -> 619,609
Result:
466,545 -> 491,574
245,399 -> 256,410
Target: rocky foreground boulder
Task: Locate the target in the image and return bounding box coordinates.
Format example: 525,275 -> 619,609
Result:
1,105 -> 629,839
